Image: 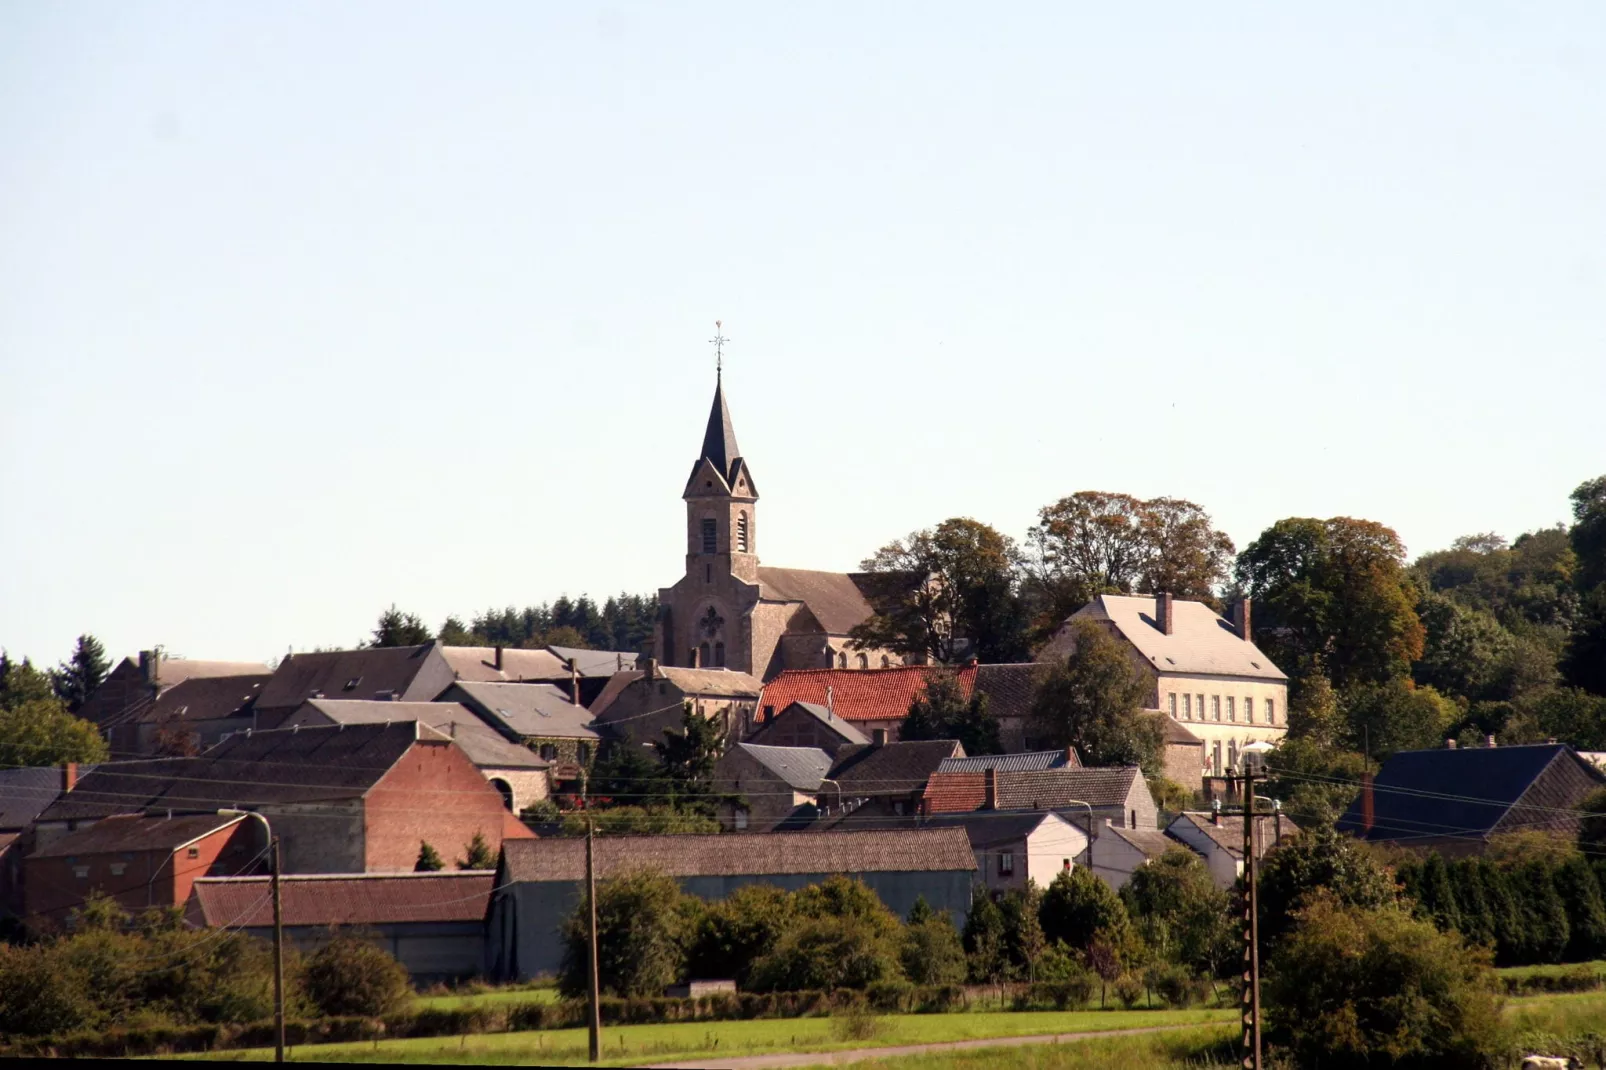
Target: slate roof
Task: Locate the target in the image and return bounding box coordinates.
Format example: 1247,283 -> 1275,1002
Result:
1062,596 -> 1287,682
732,744 -> 833,792
547,646 -> 639,678
762,703 -> 871,746
756,568 -> 897,636
1103,825 -> 1177,860
446,681 -> 600,741
501,827 -> 977,883
256,643 -> 453,713
30,813 -> 246,858
36,723 -> 429,822
971,664 -> 1043,722
291,701 -> 547,770
0,767 -> 74,830
761,666 -> 981,724
1157,716 -> 1205,746
827,740 -> 963,796
1169,812 -> 1300,859
939,749 -> 1079,774
101,674 -> 271,730
1335,743 -> 1603,845
189,871 -> 494,927
697,376 -> 743,486
923,810 -> 1070,848
439,646 -> 567,682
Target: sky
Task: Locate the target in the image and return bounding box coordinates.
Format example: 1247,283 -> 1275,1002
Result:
2,2 -> 1603,668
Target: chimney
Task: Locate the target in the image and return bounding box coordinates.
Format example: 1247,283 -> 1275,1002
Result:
691,647 -> 701,668
872,728 -> 888,747
644,657 -> 658,681
61,763 -> 78,793
569,658 -> 581,706
1446,739 -> 1457,749
1211,798 -> 1222,827
139,649 -> 159,687
1156,592 -> 1174,636
1233,598 -> 1253,641
1065,746 -> 1079,767
1360,772 -> 1375,835
966,656 -> 978,668
984,767 -> 997,810
1486,734 -> 1497,748
826,685 -> 835,717
494,646 -> 504,671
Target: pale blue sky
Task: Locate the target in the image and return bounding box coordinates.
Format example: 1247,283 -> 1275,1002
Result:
3,2 -> 1603,667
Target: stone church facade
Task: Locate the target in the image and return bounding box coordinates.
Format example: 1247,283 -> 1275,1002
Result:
654,375 -> 910,682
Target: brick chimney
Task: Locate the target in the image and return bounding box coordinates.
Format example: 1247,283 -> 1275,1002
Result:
1486,734 -> 1497,748
984,767 -> 997,810
1211,798 -> 1222,827
1360,772 -> 1375,835
1446,738 -> 1457,749
1233,598 -> 1253,641
569,658 -> 581,706
61,763 -> 78,793
1065,746 -> 1079,767
493,645 -> 504,671
644,657 -> 658,681
872,728 -> 888,747
138,649 -> 159,687
1156,592 -> 1175,636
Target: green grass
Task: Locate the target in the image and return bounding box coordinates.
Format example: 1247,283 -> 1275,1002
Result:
186,1007 -> 1234,1065
413,986 -> 561,1011
1505,989 -> 1606,1035
1496,959 -> 1606,982
797,1024 -> 1239,1070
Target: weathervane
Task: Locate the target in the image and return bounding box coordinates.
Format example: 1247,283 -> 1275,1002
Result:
710,320 -> 728,379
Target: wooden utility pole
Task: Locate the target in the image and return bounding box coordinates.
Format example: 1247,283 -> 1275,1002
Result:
586,816 -> 602,1062
271,835 -> 286,1064
1239,769 -> 1262,1070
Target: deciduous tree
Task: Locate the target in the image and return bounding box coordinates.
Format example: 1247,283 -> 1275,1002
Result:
1028,619 -> 1162,773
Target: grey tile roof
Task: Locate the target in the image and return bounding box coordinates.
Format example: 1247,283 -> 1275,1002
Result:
439,646 -> 568,682
939,749 -> 1078,774
257,643 -> 452,712
828,740 -> 964,796
101,674 -> 270,729
734,744 -> 833,792
293,701 -> 547,770
447,681 -> 600,741
993,767 -> 1142,810
971,664 -> 1043,722
922,810 -> 1066,848
29,813 -> 246,858
501,827 -> 977,883
546,646 -> 639,678
0,767 -> 75,830
790,703 -> 871,744
1104,825 -> 1177,860
1065,595 -> 1287,681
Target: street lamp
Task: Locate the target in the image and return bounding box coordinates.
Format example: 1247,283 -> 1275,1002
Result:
220,809 -> 284,1064
1056,799 -> 1097,878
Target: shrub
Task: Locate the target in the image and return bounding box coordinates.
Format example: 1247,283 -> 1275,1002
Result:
686,883 -> 794,987
900,913 -> 967,985
1145,963 -> 1197,1008
1040,867 -> 1131,954
830,1006 -> 883,1042
747,916 -> 902,992
302,934 -> 411,1018
560,868 -> 691,998
0,941 -> 96,1037
1112,972 -> 1146,1008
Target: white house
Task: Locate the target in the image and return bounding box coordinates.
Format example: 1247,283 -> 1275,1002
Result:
922,811 -> 1087,894
1165,810 -> 1299,889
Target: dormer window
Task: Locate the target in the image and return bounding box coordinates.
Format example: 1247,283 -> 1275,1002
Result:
701,518 -> 717,554
343,677 -> 361,691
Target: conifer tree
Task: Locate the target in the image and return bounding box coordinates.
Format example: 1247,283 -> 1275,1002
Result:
1448,858 -> 1494,949
415,841 -> 444,872
962,890 -> 1008,983
457,831 -> 496,871
51,634 -> 110,712
1476,859 -> 1526,965
1419,853 -> 1463,935
1512,860 -> 1570,964
1555,854 -> 1606,961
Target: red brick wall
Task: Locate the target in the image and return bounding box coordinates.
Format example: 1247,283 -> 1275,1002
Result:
363,740 -> 520,872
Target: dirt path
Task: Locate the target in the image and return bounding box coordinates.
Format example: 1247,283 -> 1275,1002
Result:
648,1021 -> 1214,1069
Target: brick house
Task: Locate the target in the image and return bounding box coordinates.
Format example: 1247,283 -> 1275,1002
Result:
589,661 -> 762,746
25,813 -> 257,931
32,722 -> 533,874
0,765 -> 83,920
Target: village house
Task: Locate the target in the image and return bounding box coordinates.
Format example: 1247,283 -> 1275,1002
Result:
31,722 -> 533,875
188,871 -> 494,981
1041,594 -> 1288,781
1167,810 -> 1300,889
436,680 -> 600,769
487,828 -> 977,980
589,660 -> 763,746
251,643 -> 459,726
25,813 -> 257,931
820,737 -> 964,821
0,765 -> 87,921
1336,741 -> 1606,856
1089,823 -> 1184,891
439,645 -> 639,707
714,743 -> 832,832
78,650 -> 270,741
101,673 -> 272,758
744,700 -> 869,755
922,810 -> 1086,894
920,764 -> 1159,832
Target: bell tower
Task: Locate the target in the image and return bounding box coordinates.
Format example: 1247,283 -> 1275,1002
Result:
683,367 -> 758,584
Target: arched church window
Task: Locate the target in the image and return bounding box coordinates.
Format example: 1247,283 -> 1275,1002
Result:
714,642 -> 725,667
838,652 -> 848,669
881,656 -> 891,668
698,642 -> 710,668
856,653 -> 868,669
736,511 -> 749,552
701,518 -> 717,554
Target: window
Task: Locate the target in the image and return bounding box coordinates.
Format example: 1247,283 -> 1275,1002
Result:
699,642 -> 710,667
701,518 -> 717,554
186,847 -> 200,859
1130,809 -> 1136,826
838,652 -> 848,668
577,743 -> 592,765
1212,696 -> 1221,721
1168,693 -> 1177,719
714,642 -> 725,667
1227,697 -> 1236,722
1198,694 -> 1205,721
1245,697 -> 1254,724
73,865 -> 90,879
109,862 -> 126,876
1182,694 -> 1192,720
540,743 -> 557,761
998,851 -> 1015,877
736,511 -> 749,552
856,653 -> 868,669
880,656 -> 891,668
734,809 -> 748,830
892,801 -> 905,815
1228,740 -> 1239,771
1266,699 -> 1276,724
1212,741 -> 1223,775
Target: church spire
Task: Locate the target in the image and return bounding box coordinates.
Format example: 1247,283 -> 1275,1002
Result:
699,375 -> 741,485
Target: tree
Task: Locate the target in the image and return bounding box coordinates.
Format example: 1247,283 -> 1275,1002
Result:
437,616 -> 474,645
1265,895 -> 1504,1069
50,635 -> 110,713
1533,688 -> 1606,750
897,673 -> 1002,755
1038,866 -> 1131,954
1028,618 -> 1162,772
1262,734 -> 1367,827
747,916 -> 903,992
1564,585 -> 1606,696
1413,852 -> 1462,936
1139,497 -> 1237,604
998,883 -> 1047,980
415,841 -> 444,872
1342,679 -> 1458,758
900,897 -> 967,984
1570,474 -> 1606,593
1234,517 -> 1424,692
1580,788 -> 1606,856
370,605 -> 432,648
588,738 -> 668,806
1120,847 -> 1234,975
0,697 -> 109,768
1412,593 -> 1517,701
1554,853 -> 1606,961
559,868 -> 690,998
850,517 -> 1027,663
686,884 -> 794,987
962,889 -> 1008,983
0,652 -> 57,711
456,831 -> 495,871
654,702 -> 725,808
302,934 -> 411,1017
1257,828 -> 1397,947
1507,859 -> 1570,965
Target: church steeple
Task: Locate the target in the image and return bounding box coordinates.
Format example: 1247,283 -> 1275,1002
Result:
699,375 -> 742,486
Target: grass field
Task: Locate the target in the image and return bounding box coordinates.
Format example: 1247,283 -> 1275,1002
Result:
1506,989 -> 1606,1035
413,986 -> 561,1011
189,1008 -> 1235,1065
1496,959 -> 1606,983
795,1024 -> 1240,1070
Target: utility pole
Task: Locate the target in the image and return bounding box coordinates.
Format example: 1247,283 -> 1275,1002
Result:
1238,766 -> 1262,1070
271,836 -> 286,1065
586,815 -> 601,1062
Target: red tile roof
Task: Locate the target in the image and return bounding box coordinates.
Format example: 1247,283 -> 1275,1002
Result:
922,772 -> 988,813
760,665 -> 980,723
188,871 -> 494,928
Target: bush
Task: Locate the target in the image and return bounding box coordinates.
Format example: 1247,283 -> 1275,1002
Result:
748,917 -> 903,992
900,914 -> 967,985
1039,867 -> 1131,954
1145,963 -> 1197,1007
559,868 -> 692,999
686,883 -> 794,987
302,935 -> 411,1018
1112,972 -> 1146,1008
0,941 -> 96,1037
830,1006 -> 883,1042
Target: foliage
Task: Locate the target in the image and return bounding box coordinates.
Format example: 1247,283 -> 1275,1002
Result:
747,916 -> 904,992
1038,867 -> 1132,956
1581,788 -> 1606,856
0,696 -> 109,768
849,517 -> 1027,664
560,868 -> 692,999
559,806 -> 721,837
1342,678 -> 1459,758
587,738 -> 670,806
653,702 -> 725,807
900,909 -> 968,985
1257,828 -> 1397,947
456,831 -> 496,870
1028,619 -> 1162,773
961,889 -> 1009,983
415,841 -> 444,872
687,884 -> 795,987
998,883 -> 1047,980
1146,777 -> 1191,814
519,798 -> 561,824
1533,688 -> 1606,750
1265,894 -> 1505,1069
1261,734 -> 1367,826
303,933 -> 411,1018
898,673 -> 1002,756
1120,847 -> 1234,977
370,605 -> 433,647
0,651 -> 58,711
50,634 -> 110,712
1564,584 -> 1606,696
453,593 -> 659,655
1233,516 -> 1425,692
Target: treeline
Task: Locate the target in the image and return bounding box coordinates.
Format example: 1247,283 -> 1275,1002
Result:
0,642 -> 110,768
368,592 -> 658,654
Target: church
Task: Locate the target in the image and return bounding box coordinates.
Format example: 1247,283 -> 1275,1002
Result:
654,373 -> 914,681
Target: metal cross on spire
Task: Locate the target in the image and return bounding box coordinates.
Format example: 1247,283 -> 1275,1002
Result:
710,320 -> 728,380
